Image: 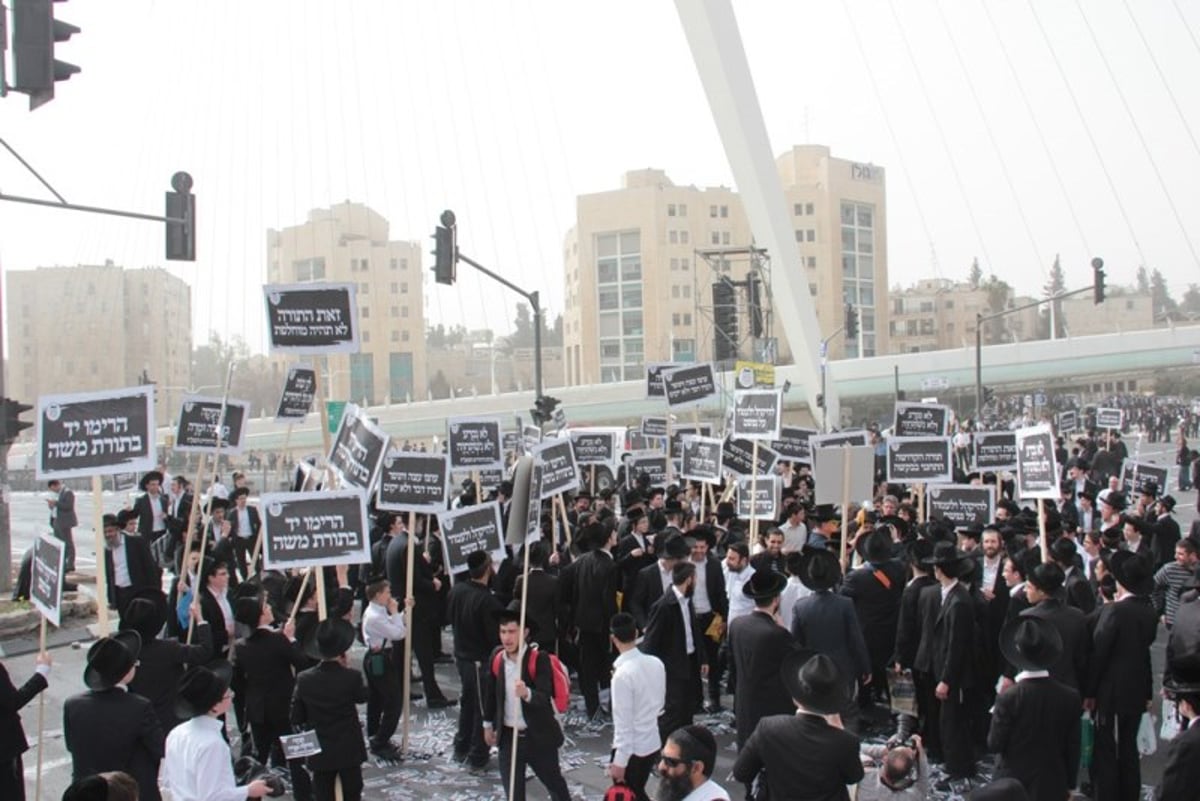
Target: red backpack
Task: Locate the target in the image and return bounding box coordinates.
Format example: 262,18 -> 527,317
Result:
490,646 -> 571,715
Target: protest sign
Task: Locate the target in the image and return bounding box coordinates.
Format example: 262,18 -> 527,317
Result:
813,445 -> 875,506
626,451 -> 669,488
376,452 -> 449,513
447,417 -> 504,472
771,426 -> 817,464
275,365 -> 317,422
628,431 -> 659,452
894,401 -> 951,438
112,473 -> 138,492
37,386 -> 156,480
737,475 -> 779,520
886,437 -> 954,484
1056,410 -> 1079,434
645,362 -> 682,399
734,360 -> 775,389
521,424 -> 543,453
662,363 -> 717,408
533,438 -> 580,499
502,431 -> 522,459
641,416 -> 668,439
264,282 -> 359,354
174,395 -> 250,455
669,424 -> 713,459
732,389 -> 783,440
926,485 -> 996,530
30,533 -> 65,627
809,430 -> 869,450
1096,407 -> 1124,430
280,731 -> 322,760
721,436 -> 780,478
437,502 -> 506,576
974,431 -> 1018,472
327,404 -> 389,491
1119,460 -> 1169,497
680,436 -> 724,483
525,463 -> 543,543
1015,424 -> 1060,500
261,489 -> 371,570
570,430 -> 617,466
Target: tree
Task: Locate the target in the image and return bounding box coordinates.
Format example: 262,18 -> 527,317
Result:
188,332 -> 281,419
1180,284 -> 1200,319
426,323 -> 447,349
508,302 -> 556,350
1150,268 -> 1177,320
968,257 -> 982,289
1041,254 -> 1067,339
428,369 -> 451,400
1136,265 -> 1150,294
980,275 -> 1013,344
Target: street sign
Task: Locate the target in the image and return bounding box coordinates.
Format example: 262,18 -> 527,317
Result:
920,376 -> 950,391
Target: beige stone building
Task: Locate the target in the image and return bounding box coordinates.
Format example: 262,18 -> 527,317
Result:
1060,292 -> 1155,337
5,261 -> 192,424
561,145 -> 889,386
887,278 -> 1040,353
267,202 -> 426,405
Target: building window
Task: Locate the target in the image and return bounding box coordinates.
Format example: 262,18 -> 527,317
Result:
672,338 -> 696,362
794,203 -> 803,216
722,232 -> 730,245
361,258 -> 369,271
678,204 -> 687,216
596,230 -> 644,383
668,203 -> 677,217
710,205 -> 718,218
806,202 -> 814,215
711,232 -> 720,245
720,205 -> 728,218
402,330 -> 409,342
944,300 -> 954,309
360,282 -> 369,294
672,286 -> 680,299
390,282 -> 398,293
391,306 -> 399,316
401,306 -> 409,318
680,231 -> 689,244
401,282 -> 408,294
293,257 -> 326,281
391,331 -> 399,342
361,307 -> 370,319
795,230 -> 804,242
841,200 -> 877,357
363,331 -> 371,343
670,230 -> 678,244
807,256 -> 816,268
670,258 -> 679,271
390,258 -> 399,270
681,258 -> 689,270
682,285 -> 691,299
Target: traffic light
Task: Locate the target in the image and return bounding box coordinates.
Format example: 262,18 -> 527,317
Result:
11,0 -> 81,110
712,278 -> 738,361
530,395 -> 560,426
432,210 -> 457,286
165,172 -> 196,261
844,303 -> 859,339
1092,257 -> 1106,305
0,397 -> 34,445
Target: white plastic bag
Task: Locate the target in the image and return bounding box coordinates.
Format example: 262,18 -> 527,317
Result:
1160,698 -> 1181,741
1136,711 -> 1158,756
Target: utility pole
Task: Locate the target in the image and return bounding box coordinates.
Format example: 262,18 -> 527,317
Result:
0,277 -> 9,594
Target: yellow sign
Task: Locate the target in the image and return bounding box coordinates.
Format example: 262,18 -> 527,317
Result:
734,360 -> 775,389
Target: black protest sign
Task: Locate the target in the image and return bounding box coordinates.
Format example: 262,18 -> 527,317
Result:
732,389 -> 783,440
737,475 -> 779,520
376,452 -> 449,513
175,396 -> 250,455
626,451 -> 669,489
886,437 -> 953,484
1015,424 -> 1060,500
1119,460 -> 1169,497
926,485 -> 996,530
448,417 -> 504,472
524,462 -> 544,543
502,431 -> 522,459
680,436 -> 724,483
628,431 -> 659,453
264,282 -> 359,354
522,425 -> 543,453
37,386 -> 156,480
641,416 -> 668,439
31,533 -> 65,627
328,404 -> 390,491
645,362 -> 682,399
809,430 -> 869,450
275,365 -> 317,422
1096,407 -> 1124,430
662,363 -> 717,408
570,430 -> 617,466
437,501 -> 505,576
772,426 -> 817,463
533,438 -> 580,499
721,436 -> 780,478
894,401 -> 951,438
974,431 -> 1018,472
261,490 -> 371,570
1057,410 -> 1079,434
280,731 -> 322,760
670,424 -> 713,459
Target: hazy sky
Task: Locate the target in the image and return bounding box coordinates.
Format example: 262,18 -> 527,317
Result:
1,0 -> 1197,353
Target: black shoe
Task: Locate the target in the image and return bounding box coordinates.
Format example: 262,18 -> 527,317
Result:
371,744 -> 402,761
433,654 -> 454,665
410,691 -> 424,700
427,697 -> 457,709
704,702 -> 725,714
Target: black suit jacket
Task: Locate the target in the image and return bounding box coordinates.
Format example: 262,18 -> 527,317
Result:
892,574 -> 936,668
1018,599 -> 1090,689
615,533 -> 656,596
480,646 -> 564,749
235,627 -> 307,725
1087,595 -> 1158,714
840,559 -> 905,668
640,589 -> 696,675
199,588 -> 234,658
291,660 -> 369,770
628,562 -> 669,630
104,534 -> 163,608
732,713 -> 864,800
63,688 -> 164,801
1063,566 -> 1097,615
791,590 -> 870,685
914,582 -> 976,689
511,569 -> 561,650
1158,719 -> 1200,801
728,609 -> 798,747
133,492 -> 170,539
558,548 -> 620,634
227,504 -> 262,540
127,624 -> 213,732
988,677 -> 1082,799
0,662 -> 46,761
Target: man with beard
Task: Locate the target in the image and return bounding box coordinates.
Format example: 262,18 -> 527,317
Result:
655,725 -> 728,801
103,512 -> 161,616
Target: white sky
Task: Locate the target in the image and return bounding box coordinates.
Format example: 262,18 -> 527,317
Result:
1,0 -> 1198,353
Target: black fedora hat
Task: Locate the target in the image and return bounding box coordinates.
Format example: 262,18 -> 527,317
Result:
741,569 -> 787,600
304,617 -> 357,660
930,542 -> 970,575
175,660 -> 234,719
780,650 -> 846,715
83,630 -> 142,690
234,595 -> 265,629
117,589 -> 169,640
1164,661 -> 1200,696
858,529 -> 894,564
1112,551 -> 1154,596
999,615 -> 1063,672
102,513 -> 120,530
1098,490 -> 1126,512
798,548 -> 842,592
809,504 -> 840,524
115,508 -> 137,529
661,534 -> 690,560
138,470 -> 164,491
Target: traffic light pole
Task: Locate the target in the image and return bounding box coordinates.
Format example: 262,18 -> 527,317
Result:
819,326 -> 845,433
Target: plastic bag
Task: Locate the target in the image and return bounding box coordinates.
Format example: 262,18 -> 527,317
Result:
888,670 -> 917,717
1136,711 -> 1157,756
1160,698 -> 1181,741
1080,713 -> 1094,769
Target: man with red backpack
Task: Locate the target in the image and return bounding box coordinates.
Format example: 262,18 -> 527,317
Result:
481,605 -> 571,801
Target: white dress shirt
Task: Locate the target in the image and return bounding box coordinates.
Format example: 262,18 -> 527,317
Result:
236,507 -> 253,539
361,600 -> 407,649
940,579 -> 959,604
658,560 -> 673,592
779,575 -> 813,631
673,586 -> 695,656
780,522 -> 807,553
163,715 -> 248,801
502,648 -> 528,729
610,647 -> 666,766
724,565 -> 756,622
109,537 -> 132,587
682,778 -> 731,801
691,558 -> 711,615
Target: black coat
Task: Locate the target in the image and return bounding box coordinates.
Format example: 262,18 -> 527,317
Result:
1157,719 -> 1200,801
0,662 -> 46,761
1086,595 -> 1158,714
199,588 -> 233,658
640,589 -> 695,676
447,579 -> 503,662
695,555 -> 729,619
133,492 -> 170,539
227,504 -> 262,541
914,582 -> 976,689
892,574 -> 936,668
988,677 -> 1082,801
235,627 -> 307,725
840,559 -> 905,669
104,534 -> 163,609
1063,566 -> 1097,615
728,609 -> 797,747
558,548 -> 619,634
791,591 -> 870,685
127,624 -> 213,732
480,646 -> 564,749
1150,515 -> 1182,569
511,569 -> 561,650
732,713 -> 864,801
1018,599 -> 1090,689
291,660 -> 369,770
63,688 -> 164,801
615,533 -> 656,596
627,562 -> 669,630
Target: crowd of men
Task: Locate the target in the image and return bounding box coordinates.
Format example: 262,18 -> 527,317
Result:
5,412 -> 1200,801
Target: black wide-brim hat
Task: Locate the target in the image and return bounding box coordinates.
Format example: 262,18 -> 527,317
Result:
930,542 -> 971,576
742,569 -> 788,600
780,650 -> 846,715
809,504 -> 840,524
205,496 -> 231,514
304,617 -> 357,660
857,529 -> 894,564
798,548 -> 842,592
999,615 -> 1063,672
117,589 -> 169,640
84,630 -> 142,691
138,470 -> 164,491
175,660 -> 234,719
1112,551 -> 1154,596
1164,661 -> 1200,696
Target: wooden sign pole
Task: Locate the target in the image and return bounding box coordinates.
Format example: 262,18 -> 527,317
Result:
556,493 -> 573,549
918,483 -> 927,524
286,568 -> 312,625
91,475 -> 110,635
749,439 -> 761,545
508,537 -> 534,801
1038,501 -> 1050,564
401,509 -> 418,753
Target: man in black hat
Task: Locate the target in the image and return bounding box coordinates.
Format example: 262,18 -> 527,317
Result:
1049,536 -> 1096,615
121,590 -> 213,733
0,648 -> 51,801
511,540 -> 561,654
891,538 -> 937,741
842,529 -> 906,705
685,527 -> 728,713
292,618 -> 369,801
447,549 -> 504,770
628,533 -> 690,631
727,569 -> 797,753
1007,563 -> 1089,692
1149,494 -> 1182,570
641,560 -> 702,741
617,507 -> 656,597
63,632 -> 164,801
228,486 -> 262,579
989,617 -> 1081,801
558,520 -> 621,721
162,662 -> 273,801
806,505 -> 841,551
46,478 -> 78,573
732,652 -> 865,799
1085,551 -> 1158,801
1157,663 -> 1200,800
133,470 -> 170,543
103,511 -> 161,616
